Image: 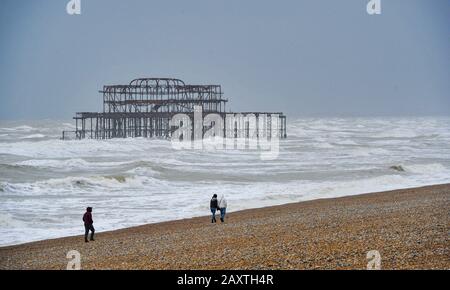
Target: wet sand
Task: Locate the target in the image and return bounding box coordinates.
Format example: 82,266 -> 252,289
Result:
0,184 -> 449,269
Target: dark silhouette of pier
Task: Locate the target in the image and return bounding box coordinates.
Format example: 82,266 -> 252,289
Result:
62,78 -> 287,140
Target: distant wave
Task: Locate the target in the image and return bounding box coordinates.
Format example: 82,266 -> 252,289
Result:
14,158 -> 128,170
10,158 -> 176,175
19,134 -> 46,139
0,138 -> 173,158
0,125 -> 35,132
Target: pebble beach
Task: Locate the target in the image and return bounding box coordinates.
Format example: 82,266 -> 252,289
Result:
0,184 -> 449,270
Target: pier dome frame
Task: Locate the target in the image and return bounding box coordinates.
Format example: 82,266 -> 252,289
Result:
62,77 -> 286,140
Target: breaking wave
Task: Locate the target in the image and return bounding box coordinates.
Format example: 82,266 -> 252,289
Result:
0,174 -> 164,196
404,163 -> 448,174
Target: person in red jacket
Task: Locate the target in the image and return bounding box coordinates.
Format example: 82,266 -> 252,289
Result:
82,207 -> 95,243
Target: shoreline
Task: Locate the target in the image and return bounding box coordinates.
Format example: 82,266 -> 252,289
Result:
0,184 -> 449,269
2,182 -> 448,249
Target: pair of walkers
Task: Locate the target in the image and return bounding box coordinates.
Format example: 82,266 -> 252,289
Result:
210,194 -> 227,223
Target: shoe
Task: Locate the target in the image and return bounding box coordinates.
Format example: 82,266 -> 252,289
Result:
85,240 -> 89,243
90,239 -> 95,241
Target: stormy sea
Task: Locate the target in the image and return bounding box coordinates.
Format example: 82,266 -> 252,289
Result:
0,117 -> 449,246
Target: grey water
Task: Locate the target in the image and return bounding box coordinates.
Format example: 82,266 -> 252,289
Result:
1,117 -> 449,246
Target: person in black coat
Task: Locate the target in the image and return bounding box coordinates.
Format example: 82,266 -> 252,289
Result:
210,194 -> 218,223
83,207 -> 95,242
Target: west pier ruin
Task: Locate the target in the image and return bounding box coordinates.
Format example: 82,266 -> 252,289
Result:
62,78 -> 287,140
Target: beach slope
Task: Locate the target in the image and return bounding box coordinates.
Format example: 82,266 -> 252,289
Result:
0,184 -> 449,269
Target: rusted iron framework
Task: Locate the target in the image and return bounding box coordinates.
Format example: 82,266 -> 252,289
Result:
62,78 -> 287,140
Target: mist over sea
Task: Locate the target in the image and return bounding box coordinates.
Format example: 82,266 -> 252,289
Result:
0,117 -> 449,246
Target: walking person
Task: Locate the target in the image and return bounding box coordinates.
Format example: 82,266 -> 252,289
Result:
218,194 -> 227,223
210,194 -> 218,223
83,207 -> 95,242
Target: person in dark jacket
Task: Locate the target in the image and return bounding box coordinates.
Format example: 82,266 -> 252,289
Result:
83,207 -> 95,242
210,194 -> 218,223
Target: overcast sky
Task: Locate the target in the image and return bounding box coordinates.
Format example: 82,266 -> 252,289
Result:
0,0 -> 449,119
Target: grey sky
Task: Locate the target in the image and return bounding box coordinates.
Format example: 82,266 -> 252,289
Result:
0,0 -> 449,119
